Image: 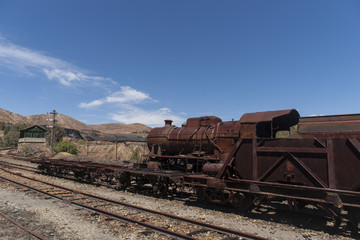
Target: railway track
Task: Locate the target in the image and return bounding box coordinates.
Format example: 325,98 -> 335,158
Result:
0,165 -> 267,240
0,160 -> 38,171
0,211 -> 49,240
0,152 -> 35,162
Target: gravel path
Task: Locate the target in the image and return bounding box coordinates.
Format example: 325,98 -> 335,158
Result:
0,156 -> 357,239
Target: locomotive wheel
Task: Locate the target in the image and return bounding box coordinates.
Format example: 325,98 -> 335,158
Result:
230,192 -> 254,211
44,167 -> 52,175
135,176 -> 145,190
85,172 -> 95,183
158,182 -> 169,195
116,173 -> 131,190
170,181 -> 178,193
195,187 -> 209,202
152,179 -> 169,195
321,204 -> 342,229
288,198 -> 307,211
208,189 -> 230,204
74,171 -> 84,180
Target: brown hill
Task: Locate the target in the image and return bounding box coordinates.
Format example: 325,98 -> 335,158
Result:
88,123 -> 151,134
0,108 -> 151,135
0,108 -> 89,130
0,108 -> 27,123
25,114 -> 89,130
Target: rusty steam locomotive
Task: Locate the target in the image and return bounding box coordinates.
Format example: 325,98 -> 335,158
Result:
35,109 -> 360,229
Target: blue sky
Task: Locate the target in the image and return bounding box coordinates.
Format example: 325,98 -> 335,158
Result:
0,1 -> 359,127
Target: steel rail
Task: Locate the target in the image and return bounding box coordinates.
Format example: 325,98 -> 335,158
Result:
0,166 -> 268,240
0,153 -> 34,162
0,161 -> 90,185
0,174 -> 197,240
0,160 -> 38,171
0,211 -> 49,240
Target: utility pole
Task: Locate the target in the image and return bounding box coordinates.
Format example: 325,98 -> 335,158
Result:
47,109 -> 58,156
115,141 -> 118,161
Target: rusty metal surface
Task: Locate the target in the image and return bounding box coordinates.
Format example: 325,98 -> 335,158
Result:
147,110 -> 300,158
298,113 -> 360,135
239,109 -> 299,124
147,116 -> 240,157
232,137 -> 360,191
202,163 -> 224,176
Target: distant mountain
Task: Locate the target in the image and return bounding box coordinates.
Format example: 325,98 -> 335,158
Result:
0,108 -> 151,135
0,108 -> 27,123
0,108 -> 90,130
88,123 -> 150,134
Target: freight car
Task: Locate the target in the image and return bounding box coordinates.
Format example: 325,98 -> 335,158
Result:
34,109 -> 360,229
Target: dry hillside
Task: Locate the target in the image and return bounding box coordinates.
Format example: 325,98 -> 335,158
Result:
0,108 -> 151,135
0,108 -> 27,123
88,123 -> 151,134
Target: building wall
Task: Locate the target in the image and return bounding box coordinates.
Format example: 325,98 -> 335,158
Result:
17,138 -> 48,156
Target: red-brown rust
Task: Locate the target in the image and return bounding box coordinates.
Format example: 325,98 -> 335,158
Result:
239,109 -> 299,124
147,116 -> 240,157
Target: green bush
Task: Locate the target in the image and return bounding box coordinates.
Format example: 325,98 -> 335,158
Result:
0,122 -> 5,130
2,129 -> 20,147
77,139 -> 86,145
130,147 -> 141,161
0,123 -> 31,147
54,141 -> 78,155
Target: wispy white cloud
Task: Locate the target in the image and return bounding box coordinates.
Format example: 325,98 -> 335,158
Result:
109,106 -> 185,127
106,86 -> 152,104
0,36 -> 111,86
0,35 -> 184,126
79,86 -> 153,108
79,99 -> 104,108
79,86 -> 185,126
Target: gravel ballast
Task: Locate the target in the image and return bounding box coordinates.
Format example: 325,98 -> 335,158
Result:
0,156 -> 357,239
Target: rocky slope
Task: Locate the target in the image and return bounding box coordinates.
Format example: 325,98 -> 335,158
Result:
0,108 -> 26,124
0,108 -> 151,134
88,123 -> 150,134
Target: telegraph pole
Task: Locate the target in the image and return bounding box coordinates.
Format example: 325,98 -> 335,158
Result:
47,109 -> 58,156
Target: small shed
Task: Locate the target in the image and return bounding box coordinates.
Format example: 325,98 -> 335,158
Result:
18,125 -> 48,155
20,125 -> 47,138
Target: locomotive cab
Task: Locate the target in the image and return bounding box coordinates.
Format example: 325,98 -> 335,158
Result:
239,109 -> 300,139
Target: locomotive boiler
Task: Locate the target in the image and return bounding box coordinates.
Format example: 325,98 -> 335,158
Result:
146,109 -> 300,174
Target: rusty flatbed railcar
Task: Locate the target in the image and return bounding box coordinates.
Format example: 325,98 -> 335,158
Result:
33,158 -> 184,194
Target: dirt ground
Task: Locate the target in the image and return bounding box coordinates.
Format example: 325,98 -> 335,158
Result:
0,154 -> 357,240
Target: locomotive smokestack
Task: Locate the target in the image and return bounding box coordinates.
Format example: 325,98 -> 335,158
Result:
164,119 -> 173,127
